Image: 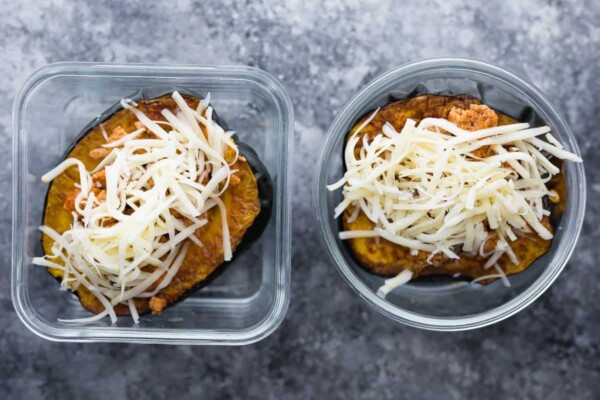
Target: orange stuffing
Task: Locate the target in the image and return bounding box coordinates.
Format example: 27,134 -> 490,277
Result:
94,188 -> 106,202
230,174 -> 241,186
63,187 -> 106,212
90,125 -> 149,159
63,188 -> 81,212
448,104 -> 499,158
89,147 -> 110,160
149,296 -> 167,315
448,104 -> 499,131
92,169 -> 106,187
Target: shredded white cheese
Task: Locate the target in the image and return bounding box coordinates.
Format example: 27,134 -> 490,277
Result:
376,269 -> 413,298
329,110 -> 582,296
34,91 -> 238,324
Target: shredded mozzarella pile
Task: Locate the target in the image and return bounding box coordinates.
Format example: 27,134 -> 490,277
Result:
329,110 -> 582,296
33,92 -> 238,324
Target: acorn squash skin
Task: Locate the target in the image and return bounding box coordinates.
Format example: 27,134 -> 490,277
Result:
342,94 -> 560,282
41,91 -> 272,315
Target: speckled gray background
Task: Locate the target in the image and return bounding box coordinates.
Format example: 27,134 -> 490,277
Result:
1,1 -> 599,399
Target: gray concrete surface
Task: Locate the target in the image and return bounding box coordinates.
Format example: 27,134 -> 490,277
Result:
1,1 -> 599,399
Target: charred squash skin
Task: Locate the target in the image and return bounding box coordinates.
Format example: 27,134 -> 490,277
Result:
42,94 -> 265,315
342,94 -> 560,282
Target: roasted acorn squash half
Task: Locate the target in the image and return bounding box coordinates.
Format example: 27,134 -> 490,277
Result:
342,94 -> 563,282
42,91 -> 272,315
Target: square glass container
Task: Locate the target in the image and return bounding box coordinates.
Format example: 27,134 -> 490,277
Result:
12,63 -> 293,345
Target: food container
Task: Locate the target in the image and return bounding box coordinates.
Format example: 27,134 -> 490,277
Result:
12,63 -> 293,344
313,58 -> 586,331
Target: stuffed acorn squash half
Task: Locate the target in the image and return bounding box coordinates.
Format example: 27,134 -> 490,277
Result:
328,94 -> 580,296
36,91 -> 272,322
